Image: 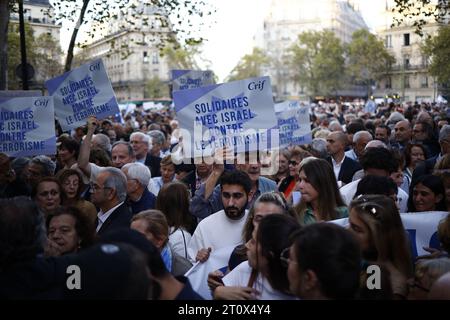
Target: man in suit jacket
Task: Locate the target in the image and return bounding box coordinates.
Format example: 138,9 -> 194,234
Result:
91,167 -> 133,236
326,131 -> 362,185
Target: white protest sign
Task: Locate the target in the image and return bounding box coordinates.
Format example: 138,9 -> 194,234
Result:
45,59 -> 120,131
172,70 -> 214,91
0,96 -> 56,157
275,101 -> 312,148
332,211 -> 448,258
173,76 -> 278,158
186,245 -> 236,300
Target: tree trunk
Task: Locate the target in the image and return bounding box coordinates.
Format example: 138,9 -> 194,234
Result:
64,0 -> 90,72
0,0 -> 10,89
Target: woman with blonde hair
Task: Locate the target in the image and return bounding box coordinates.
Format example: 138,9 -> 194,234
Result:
294,157 -> 347,225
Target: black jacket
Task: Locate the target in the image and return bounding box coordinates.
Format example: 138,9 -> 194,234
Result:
97,203 -> 133,236
326,156 -> 362,185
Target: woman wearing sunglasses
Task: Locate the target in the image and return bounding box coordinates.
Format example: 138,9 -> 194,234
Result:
278,146 -> 311,204
349,194 -> 413,299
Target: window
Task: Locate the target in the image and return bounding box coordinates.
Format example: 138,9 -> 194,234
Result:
404,55 -> 410,69
404,76 -> 410,88
152,52 -> 159,64
421,76 -> 428,88
404,33 -> 410,46
422,55 -> 429,67
143,51 -> 148,63
385,35 -> 392,48
385,77 -> 392,89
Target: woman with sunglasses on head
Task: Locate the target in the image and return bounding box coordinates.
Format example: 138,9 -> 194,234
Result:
349,194 -> 413,299
294,157 -> 348,225
213,214 -> 300,300
278,146 -> 312,204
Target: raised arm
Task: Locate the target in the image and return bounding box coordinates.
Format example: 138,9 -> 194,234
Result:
77,116 -> 98,177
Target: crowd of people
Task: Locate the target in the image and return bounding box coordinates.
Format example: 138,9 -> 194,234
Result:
1,100 -> 450,300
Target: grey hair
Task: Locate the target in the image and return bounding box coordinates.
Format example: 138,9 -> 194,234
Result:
102,167 -> 128,202
147,130 -> 166,146
30,155 -> 56,176
130,131 -> 151,147
439,125 -> 450,142
310,138 -> 328,158
112,141 -> 135,158
387,111 -> 405,124
353,130 -> 373,143
93,133 -> 112,152
365,140 -> 387,149
122,162 -> 151,187
329,120 -> 343,131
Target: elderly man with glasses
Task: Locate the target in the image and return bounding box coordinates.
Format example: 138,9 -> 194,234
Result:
90,167 -> 132,236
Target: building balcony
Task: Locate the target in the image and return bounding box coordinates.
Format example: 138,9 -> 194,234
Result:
387,64 -> 429,73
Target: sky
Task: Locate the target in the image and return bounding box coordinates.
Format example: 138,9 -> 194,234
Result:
199,0 -> 385,81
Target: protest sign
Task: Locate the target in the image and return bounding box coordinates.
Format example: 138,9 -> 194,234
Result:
45,59 -> 119,131
186,245 -> 236,300
172,69 -> 214,91
0,96 -> 56,157
275,101 -> 312,148
173,76 -> 278,158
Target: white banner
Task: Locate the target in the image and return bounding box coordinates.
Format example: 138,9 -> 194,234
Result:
173,76 -> 278,158
172,70 -> 214,91
185,245 -> 235,300
332,211 -> 449,257
275,101 -> 312,148
45,59 -> 120,131
0,96 -> 56,157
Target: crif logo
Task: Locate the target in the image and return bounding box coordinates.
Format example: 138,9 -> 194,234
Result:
89,61 -> 101,72
248,79 -> 266,91
34,98 -> 49,107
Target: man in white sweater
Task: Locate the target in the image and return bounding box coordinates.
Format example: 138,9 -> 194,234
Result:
188,170 -> 252,263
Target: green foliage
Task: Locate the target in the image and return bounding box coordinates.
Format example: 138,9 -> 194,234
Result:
161,43 -> 199,70
227,47 -> 271,82
392,0 -> 450,36
288,30 -> 345,97
7,23 -> 36,89
34,33 -> 64,81
145,76 -> 169,99
422,26 -> 450,84
346,29 -> 396,86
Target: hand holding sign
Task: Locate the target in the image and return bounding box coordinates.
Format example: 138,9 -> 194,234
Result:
86,116 -> 98,134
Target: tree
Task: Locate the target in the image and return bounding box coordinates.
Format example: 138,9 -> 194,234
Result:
227,47 -> 271,82
288,30 -> 345,98
346,29 -> 396,97
392,0 -> 450,36
422,26 -> 450,89
161,42 -> 200,70
7,22 -> 37,89
48,0 -> 215,72
34,33 -> 64,83
0,0 -> 215,88
145,76 -> 169,98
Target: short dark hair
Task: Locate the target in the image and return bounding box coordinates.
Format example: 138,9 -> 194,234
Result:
354,175 -> 398,199
46,206 -> 95,250
58,138 -> 80,159
359,147 -> 397,174
291,223 -> 361,299
219,170 -> 252,195
376,124 -> 391,137
346,122 -> 365,135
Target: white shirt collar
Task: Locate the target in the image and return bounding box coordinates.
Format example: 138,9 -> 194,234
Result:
96,202 -> 124,232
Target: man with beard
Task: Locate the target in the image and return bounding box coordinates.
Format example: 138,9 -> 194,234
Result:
187,170 -> 252,263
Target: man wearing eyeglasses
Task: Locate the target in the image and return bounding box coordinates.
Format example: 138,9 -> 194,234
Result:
90,167 -> 132,236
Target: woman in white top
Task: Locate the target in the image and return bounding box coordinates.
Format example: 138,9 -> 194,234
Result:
213,214 -> 299,300
156,181 -> 196,259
